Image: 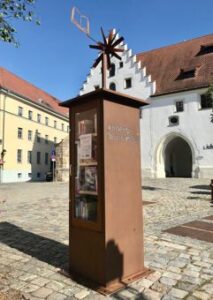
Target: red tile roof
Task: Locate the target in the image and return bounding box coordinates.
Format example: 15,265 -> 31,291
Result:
0,67 -> 68,117
137,34 -> 213,96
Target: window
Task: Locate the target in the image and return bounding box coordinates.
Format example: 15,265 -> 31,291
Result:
54,120 -> 57,128
28,130 -> 32,141
119,62 -> 123,68
201,94 -> 212,109
176,68 -> 196,80
18,128 -> 23,139
62,123 -> 64,131
17,149 -> 22,163
37,172 -> 41,178
109,63 -> 115,77
45,135 -> 49,144
109,82 -> 116,91
18,106 -> 23,117
198,44 -> 213,55
54,137 -> 57,143
45,153 -> 49,165
169,116 -> 179,126
37,114 -> 41,123
28,151 -> 32,164
18,173 -> 22,179
45,117 -> 49,126
125,78 -> 132,89
28,110 -> 33,120
28,173 -> 32,178
36,131 -> 41,143
37,152 -> 41,164
176,101 -> 184,112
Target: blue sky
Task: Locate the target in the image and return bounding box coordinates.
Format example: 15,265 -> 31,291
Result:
0,0 -> 212,101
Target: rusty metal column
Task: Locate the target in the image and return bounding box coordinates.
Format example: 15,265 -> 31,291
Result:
102,53 -> 107,89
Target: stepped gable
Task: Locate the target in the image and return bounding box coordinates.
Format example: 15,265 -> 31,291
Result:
137,33 -> 213,96
0,67 -> 68,117
80,29 -> 156,96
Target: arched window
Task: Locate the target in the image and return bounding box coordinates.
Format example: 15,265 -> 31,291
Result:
109,64 -> 115,77
109,82 -> 116,91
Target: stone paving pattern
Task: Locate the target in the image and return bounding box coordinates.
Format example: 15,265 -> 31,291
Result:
0,178 -> 213,299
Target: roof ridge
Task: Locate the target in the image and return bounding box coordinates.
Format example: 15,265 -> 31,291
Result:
0,67 -> 68,117
136,33 -> 213,56
0,68 -> 4,89
0,67 -> 61,103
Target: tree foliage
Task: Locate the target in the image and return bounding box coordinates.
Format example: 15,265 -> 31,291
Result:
0,0 -> 39,46
206,80 -> 213,123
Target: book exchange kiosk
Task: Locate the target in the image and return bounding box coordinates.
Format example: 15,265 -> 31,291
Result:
61,88 -> 149,294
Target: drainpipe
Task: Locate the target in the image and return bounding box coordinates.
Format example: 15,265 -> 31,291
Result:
0,90 -> 8,183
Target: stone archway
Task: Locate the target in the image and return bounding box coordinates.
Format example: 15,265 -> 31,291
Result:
154,133 -> 196,178
164,137 -> 192,177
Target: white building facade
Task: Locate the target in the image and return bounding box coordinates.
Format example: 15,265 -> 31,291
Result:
80,32 -> 213,178
141,89 -> 213,178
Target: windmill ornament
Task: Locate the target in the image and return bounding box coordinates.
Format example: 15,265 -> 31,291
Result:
89,28 -> 124,88
71,7 -> 124,88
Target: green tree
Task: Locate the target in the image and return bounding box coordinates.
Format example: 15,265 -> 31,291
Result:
206,81 -> 213,123
0,0 -> 39,46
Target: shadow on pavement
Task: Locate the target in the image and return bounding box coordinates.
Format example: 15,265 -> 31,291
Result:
0,222 -> 69,271
113,285 -> 148,299
142,186 -> 162,191
187,196 -> 201,200
190,185 -> 210,190
190,191 -> 210,195
0,222 -> 150,299
189,185 -> 211,198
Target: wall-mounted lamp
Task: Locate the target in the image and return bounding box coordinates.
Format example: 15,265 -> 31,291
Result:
1,149 -> 6,159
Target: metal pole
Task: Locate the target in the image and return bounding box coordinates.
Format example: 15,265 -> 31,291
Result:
53,161 -> 55,182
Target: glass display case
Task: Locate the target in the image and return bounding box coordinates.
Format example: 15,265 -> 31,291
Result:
71,102 -> 102,230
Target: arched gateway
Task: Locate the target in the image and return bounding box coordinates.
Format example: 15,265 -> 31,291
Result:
164,137 -> 192,177
155,133 -> 195,178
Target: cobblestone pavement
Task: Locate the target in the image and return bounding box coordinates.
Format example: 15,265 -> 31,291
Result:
0,178 -> 213,300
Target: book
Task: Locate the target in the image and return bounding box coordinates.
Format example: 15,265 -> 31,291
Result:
75,195 -> 97,221
78,119 -> 94,135
85,166 -> 97,191
75,197 -> 88,219
79,166 -> 97,192
79,134 -> 92,160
